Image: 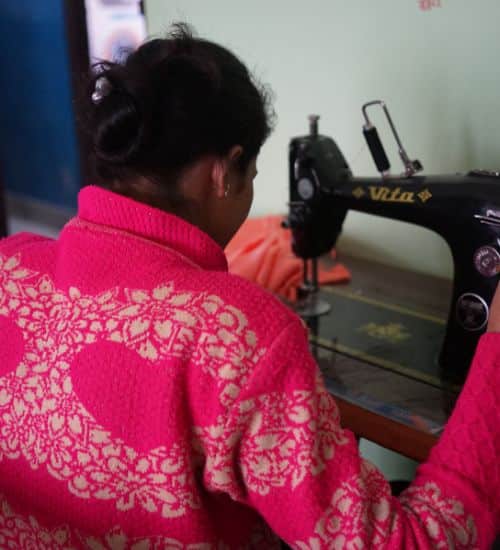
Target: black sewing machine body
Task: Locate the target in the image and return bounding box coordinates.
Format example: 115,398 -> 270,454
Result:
288,131 -> 500,382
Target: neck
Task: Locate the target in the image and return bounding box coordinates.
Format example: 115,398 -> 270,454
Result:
102,178 -> 218,246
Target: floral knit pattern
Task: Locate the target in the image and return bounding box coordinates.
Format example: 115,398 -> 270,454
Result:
194,377 -> 348,499
0,251 -> 344,531
0,493 -> 279,549
0,186 -> 497,548
400,483 -> 478,549
294,462 -> 397,549
294,462 -> 479,549
0,252 -> 264,519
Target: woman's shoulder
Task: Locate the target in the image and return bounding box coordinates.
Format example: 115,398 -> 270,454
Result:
0,232 -> 56,266
203,269 -> 302,343
0,232 -> 52,252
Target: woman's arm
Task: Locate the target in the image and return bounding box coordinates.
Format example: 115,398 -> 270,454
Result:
198,318 -> 499,548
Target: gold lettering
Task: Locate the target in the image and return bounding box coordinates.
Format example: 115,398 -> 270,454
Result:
389,187 -> 401,201
399,192 -> 415,203
368,186 -> 415,204
369,187 -> 390,201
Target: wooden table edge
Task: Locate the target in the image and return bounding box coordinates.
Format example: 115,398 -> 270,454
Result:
334,395 -> 440,463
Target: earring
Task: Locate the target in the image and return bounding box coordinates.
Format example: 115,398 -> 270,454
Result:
224,183 -> 230,198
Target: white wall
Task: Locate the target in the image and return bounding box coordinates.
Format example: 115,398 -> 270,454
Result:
145,0 -> 500,279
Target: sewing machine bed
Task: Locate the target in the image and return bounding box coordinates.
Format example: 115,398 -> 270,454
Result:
313,284 -> 446,388
308,254 -> 458,436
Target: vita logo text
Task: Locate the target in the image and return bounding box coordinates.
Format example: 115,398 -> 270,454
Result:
369,186 -> 415,203
352,186 -> 433,204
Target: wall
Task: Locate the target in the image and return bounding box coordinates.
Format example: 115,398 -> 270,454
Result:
146,0 -> 500,279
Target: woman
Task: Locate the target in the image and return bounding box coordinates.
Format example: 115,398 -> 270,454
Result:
0,23 -> 498,549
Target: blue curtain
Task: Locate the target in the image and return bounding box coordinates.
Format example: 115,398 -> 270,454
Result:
0,0 -> 81,209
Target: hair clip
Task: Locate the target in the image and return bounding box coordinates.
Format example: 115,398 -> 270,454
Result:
91,76 -> 112,104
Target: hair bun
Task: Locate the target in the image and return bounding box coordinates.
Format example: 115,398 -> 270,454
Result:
90,69 -> 145,165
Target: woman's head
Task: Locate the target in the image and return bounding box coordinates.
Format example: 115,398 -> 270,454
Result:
84,23 -> 274,246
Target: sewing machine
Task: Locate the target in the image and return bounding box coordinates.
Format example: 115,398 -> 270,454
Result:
287,101 -> 500,383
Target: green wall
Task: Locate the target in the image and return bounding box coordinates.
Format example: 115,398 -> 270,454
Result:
145,0 -> 500,480
146,1 -> 500,279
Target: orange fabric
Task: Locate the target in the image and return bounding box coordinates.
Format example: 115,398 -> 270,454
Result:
225,215 -> 350,301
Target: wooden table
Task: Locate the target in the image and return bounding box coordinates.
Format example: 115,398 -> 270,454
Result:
310,254 -> 458,463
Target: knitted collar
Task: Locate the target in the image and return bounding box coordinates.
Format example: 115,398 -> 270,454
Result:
76,186 -> 228,272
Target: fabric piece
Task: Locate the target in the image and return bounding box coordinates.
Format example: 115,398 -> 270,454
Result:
225,215 -> 350,301
0,185 -> 497,548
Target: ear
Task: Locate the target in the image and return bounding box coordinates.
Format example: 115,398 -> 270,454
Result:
211,145 -> 243,199
228,145 -> 243,165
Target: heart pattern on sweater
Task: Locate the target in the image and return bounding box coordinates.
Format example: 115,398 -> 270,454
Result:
71,341 -> 176,454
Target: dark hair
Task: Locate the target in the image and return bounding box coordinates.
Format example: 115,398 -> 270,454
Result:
84,23 -> 274,196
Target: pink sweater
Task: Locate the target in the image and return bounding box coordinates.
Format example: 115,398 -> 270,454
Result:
0,185 -> 498,549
